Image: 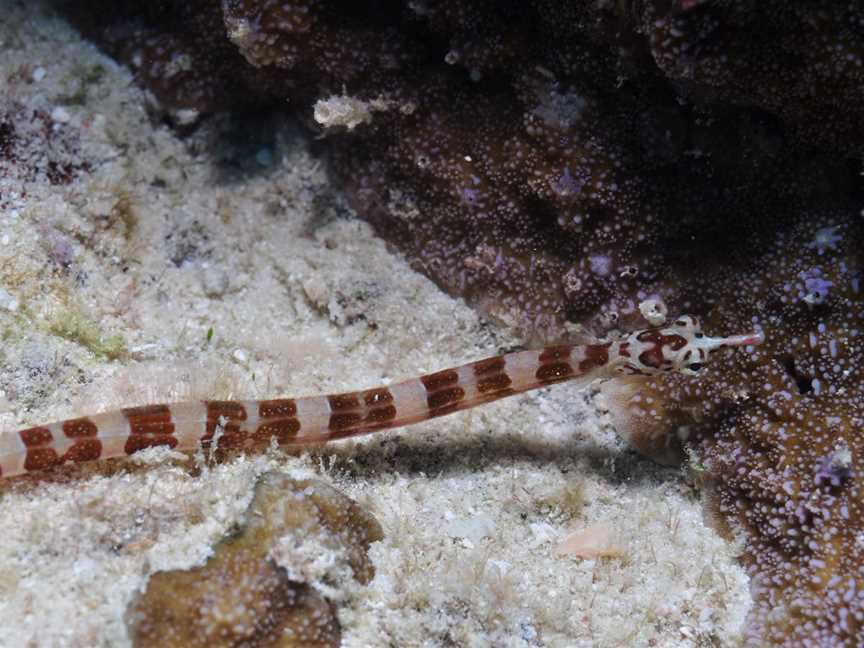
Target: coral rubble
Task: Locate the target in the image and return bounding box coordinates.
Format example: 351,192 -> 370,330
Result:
126,473 -> 382,647
51,0 -> 864,645
1,104 -> 90,204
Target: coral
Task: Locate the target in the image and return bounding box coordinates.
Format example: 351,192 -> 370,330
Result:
59,0 -> 421,118
55,0 -> 864,321
51,0 -> 864,644
642,1 -> 864,155
604,211 -> 864,645
126,473 -> 382,647
59,0 -> 282,116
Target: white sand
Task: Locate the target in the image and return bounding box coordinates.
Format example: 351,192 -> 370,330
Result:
0,3 -> 751,646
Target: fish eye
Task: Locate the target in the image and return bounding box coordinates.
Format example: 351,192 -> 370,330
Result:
689,363 -> 703,372
695,332 -> 704,339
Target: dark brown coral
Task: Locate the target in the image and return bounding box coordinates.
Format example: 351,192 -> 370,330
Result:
59,0 -> 423,116
644,1 -> 864,155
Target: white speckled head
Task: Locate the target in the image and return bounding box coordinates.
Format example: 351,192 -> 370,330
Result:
616,315 -> 764,376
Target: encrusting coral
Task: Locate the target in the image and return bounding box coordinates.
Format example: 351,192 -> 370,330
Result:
41,0 -> 864,644
604,210 -> 864,645
126,473 -> 382,647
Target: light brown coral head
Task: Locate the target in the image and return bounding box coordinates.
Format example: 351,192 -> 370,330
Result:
616,315 -> 764,377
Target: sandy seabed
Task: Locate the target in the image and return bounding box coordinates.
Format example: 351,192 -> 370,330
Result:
0,2 -> 751,646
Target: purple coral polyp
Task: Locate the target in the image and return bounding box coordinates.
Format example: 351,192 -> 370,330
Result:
799,268 -> 834,306
815,449 -> 854,488
550,166 -> 583,198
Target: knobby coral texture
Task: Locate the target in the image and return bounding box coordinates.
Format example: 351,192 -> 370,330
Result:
128,474 -> 382,648
55,0 -> 864,645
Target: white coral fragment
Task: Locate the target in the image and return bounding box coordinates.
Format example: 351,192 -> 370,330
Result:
314,94 -> 393,131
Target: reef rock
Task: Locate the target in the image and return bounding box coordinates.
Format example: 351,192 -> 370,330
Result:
126,473 -> 383,647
